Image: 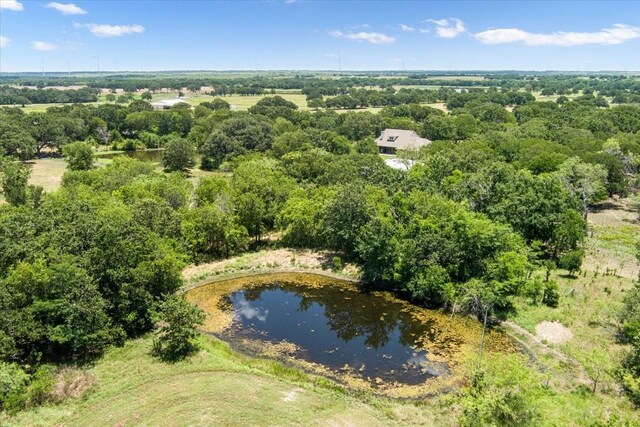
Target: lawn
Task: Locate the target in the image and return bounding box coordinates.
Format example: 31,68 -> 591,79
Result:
11,91 -> 310,114
1,335 -> 442,427
26,158 -> 68,192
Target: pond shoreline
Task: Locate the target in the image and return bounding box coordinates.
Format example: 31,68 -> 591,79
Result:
182,267 -> 359,292
186,272 -> 517,399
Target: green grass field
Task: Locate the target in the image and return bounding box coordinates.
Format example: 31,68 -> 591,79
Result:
9,87 -> 586,114
25,158 -> 68,192
12,91 -> 310,114
1,335 -> 443,427
507,199 -> 639,409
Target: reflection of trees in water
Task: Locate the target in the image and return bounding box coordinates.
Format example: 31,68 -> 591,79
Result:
241,282 -> 437,350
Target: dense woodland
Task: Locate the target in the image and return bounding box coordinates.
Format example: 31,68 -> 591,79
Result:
1,74 -> 640,420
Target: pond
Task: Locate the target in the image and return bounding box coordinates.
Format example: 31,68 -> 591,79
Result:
187,273 -> 515,398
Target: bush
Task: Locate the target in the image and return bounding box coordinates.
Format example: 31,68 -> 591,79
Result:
558,249 -> 584,276
1,364 -> 55,412
459,355 -> 543,427
0,362 -> 28,411
152,295 -> 205,361
25,365 -> 56,407
62,142 -> 95,171
621,371 -> 640,407
542,280 -> 560,307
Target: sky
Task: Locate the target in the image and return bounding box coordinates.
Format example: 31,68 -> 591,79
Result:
1,0 -> 639,72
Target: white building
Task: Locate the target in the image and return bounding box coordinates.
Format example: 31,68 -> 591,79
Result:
150,99 -> 190,110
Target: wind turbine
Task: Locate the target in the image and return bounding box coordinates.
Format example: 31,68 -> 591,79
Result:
91,54 -> 101,76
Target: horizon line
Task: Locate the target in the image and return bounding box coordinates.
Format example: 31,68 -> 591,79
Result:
1,69 -> 639,75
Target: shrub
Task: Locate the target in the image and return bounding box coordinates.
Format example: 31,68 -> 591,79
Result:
621,372 -> 640,407
62,141 -> 95,171
2,364 -> 56,412
332,256 -> 343,272
459,355 -> 543,427
542,280 -> 560,307
558,249 -> 584,276
0,362 -> 29,411
152,295 -> 205,361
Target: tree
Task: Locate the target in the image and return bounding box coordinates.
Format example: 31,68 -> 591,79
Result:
141,91 -> 153,101
203,98 -> 231,110
355,216 -> 398,283
195,175 -> 232,207
555,157 -> 608,220
308,98 -> 324,110
424,115 -> 457,140
152,295 -> 205,361
558,249 -> 584,276
163,137 -> 195,172
322,184 -> 372,258
62,142 -> 95,171
199,129 -> 240,170
105,94 -> 116,102
28,113 -> 67,155
277,193 -> 326,248
218,115 -> 274,152
0,160 -> 30,206
232,158 -> 296,241
181,205 -> 248,260
0,122 -> 37,160
0,258 -> 114,362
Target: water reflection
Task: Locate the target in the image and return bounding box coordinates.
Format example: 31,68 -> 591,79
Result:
234,296 -> 269,322
223,282 -> 451,385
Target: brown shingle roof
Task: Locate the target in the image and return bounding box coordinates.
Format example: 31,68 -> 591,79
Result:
376,129 -> 431,150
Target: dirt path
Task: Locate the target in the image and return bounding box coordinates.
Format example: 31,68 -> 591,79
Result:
182,248 -> 360,290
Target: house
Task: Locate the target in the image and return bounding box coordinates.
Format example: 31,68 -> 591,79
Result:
375,129 -> 431,154
150,99 -> 190,110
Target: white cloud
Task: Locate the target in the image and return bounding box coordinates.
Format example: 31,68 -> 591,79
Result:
426,18 -> 466,38
0,35 -> 10,47
329,30 -> 395,44
31,41 -> 58,51
400,24 -> 415,32
74,22 -> 144,37
284,0 -> 297,3
475,24 -> 640,46
0,0 -> 23,11
350,24 -> 372,30
45,2 -> 87,15
419,28 -> 430,34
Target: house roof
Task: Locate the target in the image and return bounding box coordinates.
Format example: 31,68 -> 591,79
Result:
376,129 -> 431,150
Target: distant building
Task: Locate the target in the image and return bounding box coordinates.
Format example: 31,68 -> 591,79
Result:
375,129 -> 431,155
151,99 -> 190,110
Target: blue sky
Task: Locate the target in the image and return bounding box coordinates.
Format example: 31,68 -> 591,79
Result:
1,0 -> 639,72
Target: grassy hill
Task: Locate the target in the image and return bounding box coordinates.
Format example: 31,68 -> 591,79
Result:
2,336 -> 444,427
